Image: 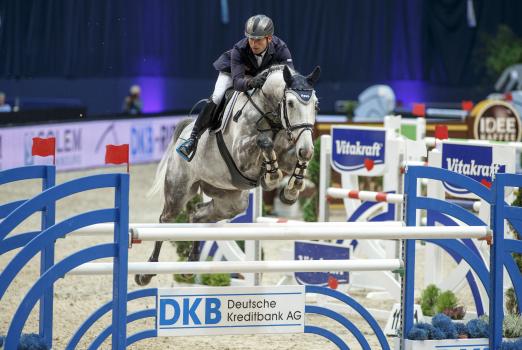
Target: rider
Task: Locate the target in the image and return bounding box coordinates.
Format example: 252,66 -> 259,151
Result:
177,14 -> 295,161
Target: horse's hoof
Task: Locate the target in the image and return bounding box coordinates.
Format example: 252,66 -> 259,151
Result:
271,169 -> 283,182
260,177 -> 271,190
294,178 -> 305,192
279,188 -> 298,205
135,274 -> 153,286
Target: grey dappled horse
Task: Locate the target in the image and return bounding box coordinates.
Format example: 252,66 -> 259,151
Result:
135,65 -> 320,286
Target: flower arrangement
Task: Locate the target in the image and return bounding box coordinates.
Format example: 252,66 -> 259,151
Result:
407,313 -> 522,349
420,284 -> 465,319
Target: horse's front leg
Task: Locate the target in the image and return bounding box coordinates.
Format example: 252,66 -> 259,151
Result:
279,161 -> 308,205
257,133 -> 283,191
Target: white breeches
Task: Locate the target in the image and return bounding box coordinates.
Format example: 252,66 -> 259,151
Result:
211,72 -> 233,105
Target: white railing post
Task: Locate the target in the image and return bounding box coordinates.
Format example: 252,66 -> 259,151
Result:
318,134 -> 331,222
245,187 -> 263,285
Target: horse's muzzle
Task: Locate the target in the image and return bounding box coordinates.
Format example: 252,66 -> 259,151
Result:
298,146 -> 314,161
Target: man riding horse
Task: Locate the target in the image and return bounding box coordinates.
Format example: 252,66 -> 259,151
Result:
177,14 -> 294,161
134,14 -> 320,286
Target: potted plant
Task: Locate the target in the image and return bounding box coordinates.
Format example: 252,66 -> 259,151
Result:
419,284 -> 466,320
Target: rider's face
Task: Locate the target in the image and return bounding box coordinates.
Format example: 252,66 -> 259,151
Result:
248,36 -> 272,55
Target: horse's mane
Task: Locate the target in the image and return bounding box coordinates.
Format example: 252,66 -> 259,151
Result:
261,65 -> 313,91
261,64 -> 297,76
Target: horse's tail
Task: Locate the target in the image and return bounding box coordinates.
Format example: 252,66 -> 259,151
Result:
147,118 -> 194,198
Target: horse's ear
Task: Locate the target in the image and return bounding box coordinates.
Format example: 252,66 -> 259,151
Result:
283,65 -> 293,87
306,66 -> 321,86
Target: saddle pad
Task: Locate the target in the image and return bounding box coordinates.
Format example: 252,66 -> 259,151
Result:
213,90 -> 241,134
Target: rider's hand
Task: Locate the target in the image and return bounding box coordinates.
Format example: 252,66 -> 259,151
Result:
248,73 -> 267,89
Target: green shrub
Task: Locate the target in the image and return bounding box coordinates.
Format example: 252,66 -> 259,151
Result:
173,257 -> 196,284
308,137 -> 321,186
173,272 -> 196,284
506,189 -> 522,312
174,270 -> 235,286
436,291 -> 459,314
510,189 -> 522,240
504,313 -> 522,338
513,189 -> 522,209
476,25 -> 522,80
168,194 -> 231,286
506,288 -> 519,315
302,137 -> 321,222
173,255 -> 232,286
173,241 -> 194,259
169,194 -> 203,258
200,272 -> 231,286
302,196 -> 317,222
420,284 -> 441,316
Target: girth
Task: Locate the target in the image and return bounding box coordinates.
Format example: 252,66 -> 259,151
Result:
215,131 -> 259,190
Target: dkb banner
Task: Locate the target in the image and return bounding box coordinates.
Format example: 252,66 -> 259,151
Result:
0,115 -> 185,171
157,286 -> 305,336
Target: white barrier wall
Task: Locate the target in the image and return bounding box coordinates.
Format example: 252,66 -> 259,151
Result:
424,139 -> 522,313
319,115 -> 426,222
0,115 -> 185,171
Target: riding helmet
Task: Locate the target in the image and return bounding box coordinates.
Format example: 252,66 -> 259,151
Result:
245,14 -> 274,39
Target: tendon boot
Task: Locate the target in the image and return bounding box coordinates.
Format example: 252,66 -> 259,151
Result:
177,100 -> 217,161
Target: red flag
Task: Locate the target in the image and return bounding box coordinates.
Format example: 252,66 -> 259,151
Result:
105,144 -> 129,172
327,275 -> 339,290
32,137 -> 56,164
364,158 -> 374,171
461,100 -> 474,111
412,103 -> 426,117
435,125 -> 449,140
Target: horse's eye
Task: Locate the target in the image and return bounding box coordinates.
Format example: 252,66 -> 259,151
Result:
288,100 -> 294,108
315,101 -> 320,112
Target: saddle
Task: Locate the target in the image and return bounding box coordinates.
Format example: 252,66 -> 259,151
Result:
210,88 -> 260,190
210,89 -> 242,133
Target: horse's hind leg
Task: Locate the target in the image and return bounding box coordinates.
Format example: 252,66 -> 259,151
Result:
185,200 -> 216,262
192,187 -> 249,223
135,179 -> 199,286
187,188 -> 250,261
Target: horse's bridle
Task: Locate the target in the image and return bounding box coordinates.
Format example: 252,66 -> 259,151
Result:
248,86 -> 316,144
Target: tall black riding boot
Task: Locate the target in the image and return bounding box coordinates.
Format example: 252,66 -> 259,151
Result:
177,100 -> 217,161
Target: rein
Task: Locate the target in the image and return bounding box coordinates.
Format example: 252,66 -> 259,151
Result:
245,86 -> 314,144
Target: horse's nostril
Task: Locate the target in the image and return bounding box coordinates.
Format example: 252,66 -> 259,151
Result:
299,148 -> 313,160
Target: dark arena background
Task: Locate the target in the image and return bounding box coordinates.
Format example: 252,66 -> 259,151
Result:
1,1 -> 522,116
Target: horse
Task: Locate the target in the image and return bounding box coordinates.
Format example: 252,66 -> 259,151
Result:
135,64 -> 320,286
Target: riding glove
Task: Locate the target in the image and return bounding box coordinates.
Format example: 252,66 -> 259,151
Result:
248,73 -> 268,89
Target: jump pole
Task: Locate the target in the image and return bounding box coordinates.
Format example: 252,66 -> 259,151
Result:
71,220 -> 404,236
327,188 -> 404,204
326,188 -> 480,212
69,259 -> 403,275
130,224 -> 490,242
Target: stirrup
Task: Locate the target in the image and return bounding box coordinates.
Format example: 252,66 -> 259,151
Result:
176,139 -> 197,162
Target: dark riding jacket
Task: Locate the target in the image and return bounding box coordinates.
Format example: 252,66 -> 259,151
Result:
213,36 -> 294,92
